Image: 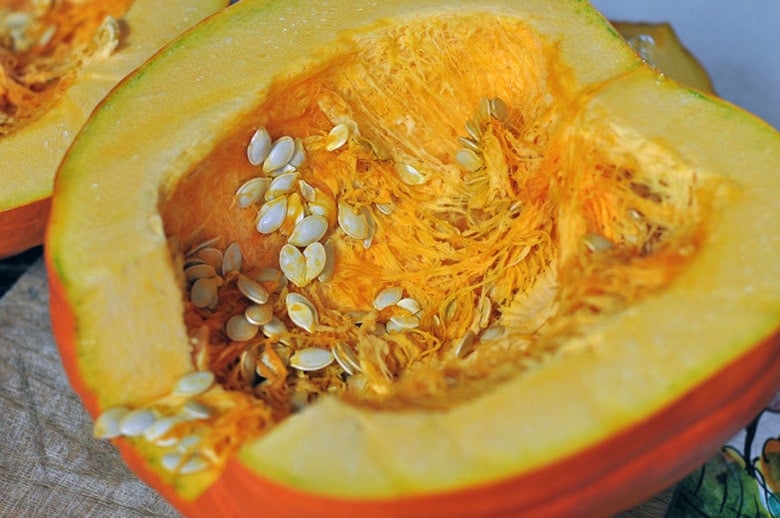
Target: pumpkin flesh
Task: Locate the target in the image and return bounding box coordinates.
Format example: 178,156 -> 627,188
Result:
0,0 -> 227,258
46,0 -> 780,515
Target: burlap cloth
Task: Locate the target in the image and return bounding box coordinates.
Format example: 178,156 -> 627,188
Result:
0,258 -> 737,518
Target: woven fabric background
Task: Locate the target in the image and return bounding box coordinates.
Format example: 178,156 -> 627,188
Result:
0,260 -> 179,518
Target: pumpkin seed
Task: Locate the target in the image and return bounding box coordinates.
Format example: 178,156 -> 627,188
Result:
240,349 -> 258,381
161,452 -> 184,472
457,136 -> 481,153
177,434 -> 203,454
256,195 -> 288,234
119,408 -> 157,437
480,325 -> 505,341
374,286 -> 403,310
263,136 -> 296,174
179,454 -> 211,475
184,263 -> 217,282
289,347 -> 334,371
456,148 -> 484,173
173,371 -> 215,397
454,330 -> 477,358
182,400 -> 213,420
226,313 -> 260,342
196,247 -> 224,270
298,179 -> 316,202
245,303 -> 274,326
337,202 -> 368,239
288,214 -> 328,247
286,293 -> 318,333
362,208 -> 376,248
303,242 -> 326,282
237,273 -> 270,304
279,244 -> 306,287
583,232 -> 613,252
236,177 -> 270,207
465,119 -> 482,140
326,123 -> 350,151
489,97 -> 509,122
396,297 -> 422,315
396,162 -> 428,185
333,342 -> 361,375
247,128 -> 272,166
262,316 -> 287,338
374,201 -> 395,215
144,415 -> 184,442
265,171 -> 300,201
222,242 -> 243,275
186,237 -> 220,256
387,314 -> 420,333
317,239 -> 336,283
289,138 -> 306,169
190,277 -> 218,309
93,406 -> 129,439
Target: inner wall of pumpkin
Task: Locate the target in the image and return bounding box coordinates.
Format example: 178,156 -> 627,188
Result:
161,14 -> 708,414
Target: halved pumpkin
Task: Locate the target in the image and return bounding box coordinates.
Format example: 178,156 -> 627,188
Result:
46,0 -> 780,516
0,0 -> 227,259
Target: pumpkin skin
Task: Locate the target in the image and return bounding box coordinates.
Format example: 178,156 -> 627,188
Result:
0,0 -> 228,259
45,0 -> 780,516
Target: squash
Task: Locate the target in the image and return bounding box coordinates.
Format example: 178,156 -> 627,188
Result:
45,0 -> 780,516
0,0 -> 228,259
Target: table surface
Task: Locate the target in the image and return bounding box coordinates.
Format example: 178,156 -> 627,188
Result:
2,1 -> 779,516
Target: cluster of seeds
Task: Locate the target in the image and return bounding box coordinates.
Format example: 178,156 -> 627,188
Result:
93,371 -> 218,475
454,96 -> 510,177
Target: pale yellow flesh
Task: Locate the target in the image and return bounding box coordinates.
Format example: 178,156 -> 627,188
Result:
48,0 -> 780,499
0,0 -> 227,211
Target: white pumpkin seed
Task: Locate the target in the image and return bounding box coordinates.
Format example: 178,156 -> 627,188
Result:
190,277 -> 218,309
186,237 -> 220,256
458,136 -> 481,153
286,293 -> 318,333
262,316 -> 287,338
237,273 -> 270,304
289,138 -> 306,169
177,434 -> 203,453
222,242 -> 243,275
256,195 -> 288,234
182,400 -> 213,420
226,314 -> 260,342
374,202 -> 395,215
144,415 -> 184,442
454,330 -> 477,358
362,208 -> 376,248
184,263 -> 217,282
245,303 -> 274,326
289,347 -> 334,371
490,97 -> 509,122
93,406 -> 129,439
456,148 -> 484,173
161,451 -> 183,472
317,240 -> 336,283
196,247 -> 223,269
263,136 -> 296,174
247,128 -> 272,166
480,325 -> 505,341
240,349 -> 258,381
235,177 -> 271,208
265,171 -> 300,201
396,163 -> 428,185
396,297 -> 421,315
333,342 -> 361,375
303,242 -> 327,283
465,119 -> 482,140
326,123 -> 350,151
388,314 -> 420,331
173,371 -> 215,397
373,286 -> 403,310
288,214 -> 328,247
583,232 -> 613,252
337,202 -> 368,239
298,179 -> 316,202
279,244 -> 306,287
119,408 -> 157,437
